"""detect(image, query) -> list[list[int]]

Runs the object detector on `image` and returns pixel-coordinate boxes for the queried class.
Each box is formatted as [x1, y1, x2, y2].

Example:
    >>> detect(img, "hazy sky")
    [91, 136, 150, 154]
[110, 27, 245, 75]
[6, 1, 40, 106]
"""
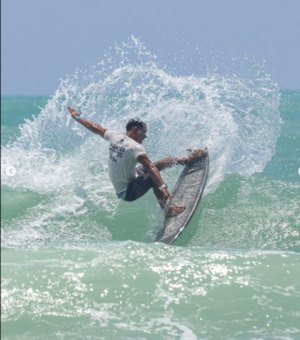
[2, 0, 300, 95]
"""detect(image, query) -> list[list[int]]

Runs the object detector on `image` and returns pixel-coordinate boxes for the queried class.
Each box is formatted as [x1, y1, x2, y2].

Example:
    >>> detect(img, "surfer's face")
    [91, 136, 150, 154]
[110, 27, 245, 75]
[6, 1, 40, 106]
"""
[126, 126, 147, 144]
[135, 127, 147, 144]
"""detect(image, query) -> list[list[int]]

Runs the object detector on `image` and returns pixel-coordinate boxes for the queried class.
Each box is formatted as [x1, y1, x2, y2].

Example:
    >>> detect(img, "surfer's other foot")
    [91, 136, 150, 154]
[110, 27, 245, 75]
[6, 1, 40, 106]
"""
[187, 149, 207, 163]
[167, 206, 185, 217]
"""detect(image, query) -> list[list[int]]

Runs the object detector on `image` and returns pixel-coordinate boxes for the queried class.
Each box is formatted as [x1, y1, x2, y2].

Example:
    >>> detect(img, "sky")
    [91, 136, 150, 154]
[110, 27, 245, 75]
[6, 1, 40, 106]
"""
[2, 0, 300, 95]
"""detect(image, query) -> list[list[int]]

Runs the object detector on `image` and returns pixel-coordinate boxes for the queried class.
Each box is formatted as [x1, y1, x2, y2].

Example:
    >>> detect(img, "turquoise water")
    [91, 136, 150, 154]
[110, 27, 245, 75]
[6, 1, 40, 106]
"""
[1, 40, 300, 339]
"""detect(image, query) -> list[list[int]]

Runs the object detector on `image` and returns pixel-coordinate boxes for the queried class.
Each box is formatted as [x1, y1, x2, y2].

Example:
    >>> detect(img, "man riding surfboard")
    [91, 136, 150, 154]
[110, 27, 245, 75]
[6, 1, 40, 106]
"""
[67, 106, 207, 216]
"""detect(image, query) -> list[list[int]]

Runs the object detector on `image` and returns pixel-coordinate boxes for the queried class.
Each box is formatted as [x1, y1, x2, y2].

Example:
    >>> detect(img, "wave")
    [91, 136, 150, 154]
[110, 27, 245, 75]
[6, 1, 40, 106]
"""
[2, 243, 299, 338]
[2, 37, 280, 192]
[1, 37, 282, 247]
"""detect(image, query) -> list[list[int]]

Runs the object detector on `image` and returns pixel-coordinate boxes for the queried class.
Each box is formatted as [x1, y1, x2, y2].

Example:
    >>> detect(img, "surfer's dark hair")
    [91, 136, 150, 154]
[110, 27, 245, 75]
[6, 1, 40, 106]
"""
[126, 118, 147, 132]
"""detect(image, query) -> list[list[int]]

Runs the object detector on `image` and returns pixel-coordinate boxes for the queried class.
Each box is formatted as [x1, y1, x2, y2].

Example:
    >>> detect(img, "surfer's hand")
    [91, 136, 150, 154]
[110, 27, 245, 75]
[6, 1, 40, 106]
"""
[67, 106, 81, 119]
[161, 187, 173, 202]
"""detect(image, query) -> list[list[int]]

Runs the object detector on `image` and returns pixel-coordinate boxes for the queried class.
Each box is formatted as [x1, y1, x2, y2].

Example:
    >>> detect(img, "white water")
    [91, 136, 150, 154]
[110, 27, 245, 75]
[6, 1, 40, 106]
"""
[1, 37, 281, 247]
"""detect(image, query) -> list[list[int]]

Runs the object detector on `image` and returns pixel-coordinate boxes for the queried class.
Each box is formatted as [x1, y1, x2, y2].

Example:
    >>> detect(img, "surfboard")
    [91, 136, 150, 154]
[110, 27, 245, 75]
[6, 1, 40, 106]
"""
[155, 150, 209, 245]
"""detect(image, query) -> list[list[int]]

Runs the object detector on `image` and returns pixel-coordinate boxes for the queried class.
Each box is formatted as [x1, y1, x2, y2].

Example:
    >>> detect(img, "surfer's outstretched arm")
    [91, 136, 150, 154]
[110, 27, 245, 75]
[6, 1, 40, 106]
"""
[67, 106, 107, 138]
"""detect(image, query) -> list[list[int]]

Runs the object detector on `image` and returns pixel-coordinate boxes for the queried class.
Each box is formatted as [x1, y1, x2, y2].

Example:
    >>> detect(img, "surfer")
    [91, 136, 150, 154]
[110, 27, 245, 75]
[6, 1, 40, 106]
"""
[67, 106, 207, 216]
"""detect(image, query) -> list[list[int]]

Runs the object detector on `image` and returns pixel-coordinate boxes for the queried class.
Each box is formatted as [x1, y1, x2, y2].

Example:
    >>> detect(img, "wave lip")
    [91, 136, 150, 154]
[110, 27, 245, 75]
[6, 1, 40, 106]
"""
[1, 38, 280, 194]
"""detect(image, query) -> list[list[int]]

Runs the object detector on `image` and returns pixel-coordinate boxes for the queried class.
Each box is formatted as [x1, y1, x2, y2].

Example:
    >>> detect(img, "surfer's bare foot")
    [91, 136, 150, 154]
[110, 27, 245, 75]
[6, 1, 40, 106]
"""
[167, 205, 185, 217]
[186, 149, 207, 163]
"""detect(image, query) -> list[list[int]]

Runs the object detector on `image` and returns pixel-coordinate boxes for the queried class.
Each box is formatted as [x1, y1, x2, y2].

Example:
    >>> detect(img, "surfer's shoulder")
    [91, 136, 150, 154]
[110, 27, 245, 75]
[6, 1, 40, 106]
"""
[104, 129, 124, 141]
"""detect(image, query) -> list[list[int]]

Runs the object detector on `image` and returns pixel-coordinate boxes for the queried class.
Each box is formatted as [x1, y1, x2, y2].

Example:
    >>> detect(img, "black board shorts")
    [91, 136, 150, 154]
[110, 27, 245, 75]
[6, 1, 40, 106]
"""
[124, 166, 155, 201]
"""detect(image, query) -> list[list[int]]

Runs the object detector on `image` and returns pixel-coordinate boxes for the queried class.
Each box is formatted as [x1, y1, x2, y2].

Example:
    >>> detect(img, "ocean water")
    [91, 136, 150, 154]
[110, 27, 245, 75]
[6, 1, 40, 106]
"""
[1, 39, 300, 339]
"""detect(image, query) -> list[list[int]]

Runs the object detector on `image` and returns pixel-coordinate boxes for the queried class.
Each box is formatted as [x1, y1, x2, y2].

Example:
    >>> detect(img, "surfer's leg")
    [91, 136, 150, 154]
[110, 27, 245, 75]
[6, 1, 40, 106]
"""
[131, 165, 185, 216]
[154, 149, 208, 171]
[154, 157, 186, 171]
[124, 167, 155, 201]
[129, 166, 170, 207]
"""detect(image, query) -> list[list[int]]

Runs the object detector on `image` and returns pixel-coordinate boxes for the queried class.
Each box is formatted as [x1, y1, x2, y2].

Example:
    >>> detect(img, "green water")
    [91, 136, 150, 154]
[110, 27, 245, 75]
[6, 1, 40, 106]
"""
[2, 246, 299, 339]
